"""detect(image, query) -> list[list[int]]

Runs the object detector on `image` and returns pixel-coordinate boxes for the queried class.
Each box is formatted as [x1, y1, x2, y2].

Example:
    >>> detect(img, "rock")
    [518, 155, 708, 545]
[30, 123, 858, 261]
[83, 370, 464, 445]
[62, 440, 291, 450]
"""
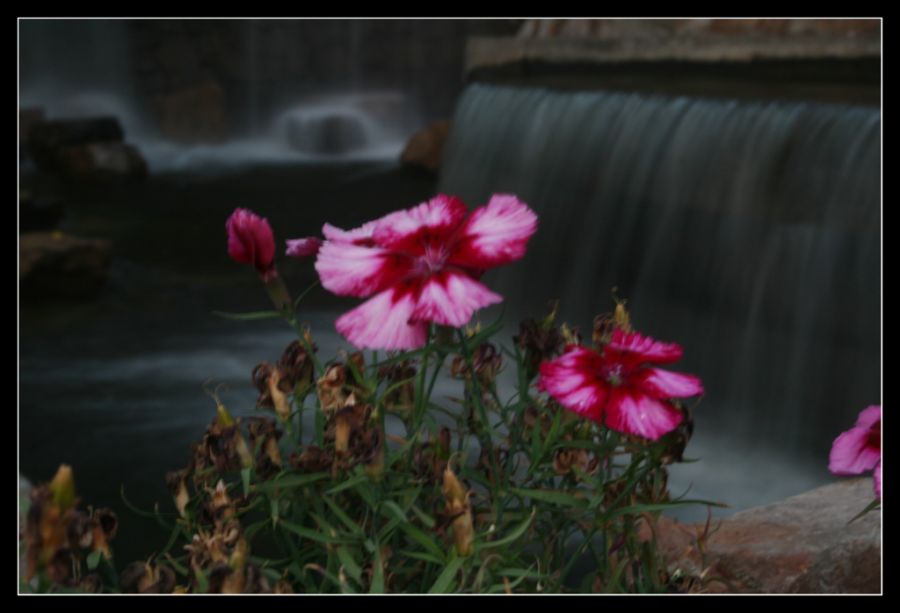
[20, 232, 112, 300]
[400, 119, 450, 173]
[151, 79, 228, 144]
[19, 188, 65, 232]
[28, 117, 124, 158]
[55, 142, 148, 182]
[283, 110, 369, 155]
[651, 479, 881, 593]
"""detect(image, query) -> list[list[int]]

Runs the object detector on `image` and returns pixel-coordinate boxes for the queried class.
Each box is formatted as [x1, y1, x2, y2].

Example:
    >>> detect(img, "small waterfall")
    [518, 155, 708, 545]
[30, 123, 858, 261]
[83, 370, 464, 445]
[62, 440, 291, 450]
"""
[440, 84, 880, 485]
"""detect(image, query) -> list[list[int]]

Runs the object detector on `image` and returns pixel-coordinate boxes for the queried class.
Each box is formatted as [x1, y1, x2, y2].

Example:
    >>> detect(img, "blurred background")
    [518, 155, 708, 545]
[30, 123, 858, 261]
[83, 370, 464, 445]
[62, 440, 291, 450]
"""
[19, 18, 881, 564]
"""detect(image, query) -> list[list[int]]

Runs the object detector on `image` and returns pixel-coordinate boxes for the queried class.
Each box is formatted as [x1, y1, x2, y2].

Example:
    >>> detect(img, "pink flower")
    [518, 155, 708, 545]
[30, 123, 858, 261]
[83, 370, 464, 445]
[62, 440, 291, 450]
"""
[538, 329, 704, 440]
[315, 194, 537, 350]
[286, 237, 323, 258]
[226, 208, 276, 275]
[829, 405, 881, 499]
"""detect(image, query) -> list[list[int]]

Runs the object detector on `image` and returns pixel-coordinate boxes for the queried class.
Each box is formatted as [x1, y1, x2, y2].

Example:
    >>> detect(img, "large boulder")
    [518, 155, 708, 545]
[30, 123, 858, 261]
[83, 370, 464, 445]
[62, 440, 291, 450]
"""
[25, 116, 147, 182]
[400, 119, 450, 173]
[20, 232, 112, 300]
[283, 110, 369, 155]
[652, 478, 881, 593]
[55, 142, 148, 182]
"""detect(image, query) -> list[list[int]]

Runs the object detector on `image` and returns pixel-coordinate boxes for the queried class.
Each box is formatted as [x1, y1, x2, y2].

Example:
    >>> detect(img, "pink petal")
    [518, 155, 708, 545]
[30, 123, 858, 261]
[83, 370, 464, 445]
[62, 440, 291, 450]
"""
[335, 286, 428, 350]
[449, 194, 538, 269]
[314, 241, 412, 298]
[636, 367, 704, 399]
[607, 329, 684, 365]
[538, 346, 608, 422]
[372, 194, 468, 253]
[285, 237, 322, 258]
[829, 423, 881, 476]
[604, 388, 683, 441]
[874, 460, 881, 499]
[409, 270, 502, 327]
[853, 405, 882, 430]
[322, 221, 379, 245]
[226, 208, 276, 272]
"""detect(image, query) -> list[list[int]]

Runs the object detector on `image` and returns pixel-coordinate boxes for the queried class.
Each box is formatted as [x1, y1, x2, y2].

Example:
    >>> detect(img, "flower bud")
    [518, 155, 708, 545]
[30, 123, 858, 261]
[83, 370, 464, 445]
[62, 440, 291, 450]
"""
[442, 466, 474, 557]
[49, 464, 76, 510]
[226, 208, 276, 275]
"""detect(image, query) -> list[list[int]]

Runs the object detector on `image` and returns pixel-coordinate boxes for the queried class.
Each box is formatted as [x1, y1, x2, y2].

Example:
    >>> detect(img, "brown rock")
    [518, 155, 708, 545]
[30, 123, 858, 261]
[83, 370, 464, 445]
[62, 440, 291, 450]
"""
[400, 119, 450, 173]
[20, 232, 112, 300]
[56, 143, 148, 182]
[652, 479, 881, 593]
[152, 80, 228, 144]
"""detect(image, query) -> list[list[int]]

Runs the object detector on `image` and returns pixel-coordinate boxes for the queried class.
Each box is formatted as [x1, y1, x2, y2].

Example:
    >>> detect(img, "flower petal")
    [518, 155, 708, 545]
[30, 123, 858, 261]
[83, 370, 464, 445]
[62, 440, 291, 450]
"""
[538, 346, 608, 422]
[604, 388, 683, 440]
[335, 286, 428, 350]
[829, 423, 881, 476]
[636, 367, 704, 399]
[853, 405, 882, 430]
[409, 270, 502, 327]
[285, 237, 322, 258]
[873, 460, 881, 499]
[322, 220, 379, 245]
[372, 194, 468, 253]
[449, 194, 538, 269]
[314, 241, 412, 297]
[607, 329, 684, 365]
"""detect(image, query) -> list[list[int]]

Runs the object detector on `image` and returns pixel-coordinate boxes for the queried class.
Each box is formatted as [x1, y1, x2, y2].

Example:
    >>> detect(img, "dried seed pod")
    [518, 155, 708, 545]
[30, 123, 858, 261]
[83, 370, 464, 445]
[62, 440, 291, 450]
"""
[166, 470, 191, 518]
[442, 466, 474, 557]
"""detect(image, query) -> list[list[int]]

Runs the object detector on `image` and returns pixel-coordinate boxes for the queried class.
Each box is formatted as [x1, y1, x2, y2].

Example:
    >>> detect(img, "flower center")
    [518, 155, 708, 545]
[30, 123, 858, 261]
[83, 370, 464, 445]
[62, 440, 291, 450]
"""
[601, 363, 625, 387]
[416, 246, 449, 275]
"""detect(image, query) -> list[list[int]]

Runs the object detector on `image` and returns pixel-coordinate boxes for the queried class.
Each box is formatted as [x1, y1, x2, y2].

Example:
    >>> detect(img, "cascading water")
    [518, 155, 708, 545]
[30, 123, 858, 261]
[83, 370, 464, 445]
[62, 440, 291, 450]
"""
[440, 84, 880, 514]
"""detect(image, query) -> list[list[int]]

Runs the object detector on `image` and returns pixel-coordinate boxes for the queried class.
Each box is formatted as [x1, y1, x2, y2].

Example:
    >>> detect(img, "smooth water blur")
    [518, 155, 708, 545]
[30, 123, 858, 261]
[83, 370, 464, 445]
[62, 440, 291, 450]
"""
[440, 84, 881, 519]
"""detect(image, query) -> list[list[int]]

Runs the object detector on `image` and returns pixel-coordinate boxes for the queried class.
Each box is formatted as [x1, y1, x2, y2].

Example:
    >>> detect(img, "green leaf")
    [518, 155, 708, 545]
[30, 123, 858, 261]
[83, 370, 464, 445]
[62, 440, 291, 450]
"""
[511, 488, 588, 509]
[281, 519, 353, 545]
[475, 507, 536, 552]
[293, 279, 321, 309]
[253, 472, 328, 493]
[241, 468, 251, 498]
[604, 499, 728, 520]
[848, 498, 881, 524]
[370, 548, 385, 594]
[336, 547, 363, 584]
[395, 521, 445, 562]
[212, 310, 283, 321]
[395, 549, 443, 565]
[86, 550, 103, 571]
[325, 472, 369, 496]
[427, 555, 464, 594]
[322, 496, 365, 537]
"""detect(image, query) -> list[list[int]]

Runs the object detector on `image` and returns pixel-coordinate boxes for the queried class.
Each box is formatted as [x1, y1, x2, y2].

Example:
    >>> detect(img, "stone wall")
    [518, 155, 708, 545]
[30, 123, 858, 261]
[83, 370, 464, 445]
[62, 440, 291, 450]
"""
[466, 19, 881, 106]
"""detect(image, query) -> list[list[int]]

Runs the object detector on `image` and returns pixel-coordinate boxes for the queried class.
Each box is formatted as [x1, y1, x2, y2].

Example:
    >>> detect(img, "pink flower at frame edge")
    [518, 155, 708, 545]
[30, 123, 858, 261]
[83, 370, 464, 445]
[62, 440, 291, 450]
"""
[537, 329, 704, 440]
[315, 194, 538, 350]
[829, 404, 881, 499]
[226, 208, 276, 275]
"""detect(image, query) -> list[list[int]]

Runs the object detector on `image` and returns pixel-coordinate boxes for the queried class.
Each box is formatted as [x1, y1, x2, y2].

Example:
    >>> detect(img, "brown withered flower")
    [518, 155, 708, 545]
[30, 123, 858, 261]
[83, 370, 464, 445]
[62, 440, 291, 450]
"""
[478, 447, 510, 484]
[451, 343, 503, 387]
[659, 404, 694, 465]
[316, 363, 348, 412]
[277, 336, 317, 394]
[378, 359, 417, 415]
[515, 301, 564, 380]
[553, 447, 596, 478]
[120, 560, 177, 594]
[245, 416, 283, 479]
[289, 444, 333, 473]
[165, 470, 191, 518]
[411, 427, 451, 483]
[442, 465, 474, 557]
[24, 465, 78, 582]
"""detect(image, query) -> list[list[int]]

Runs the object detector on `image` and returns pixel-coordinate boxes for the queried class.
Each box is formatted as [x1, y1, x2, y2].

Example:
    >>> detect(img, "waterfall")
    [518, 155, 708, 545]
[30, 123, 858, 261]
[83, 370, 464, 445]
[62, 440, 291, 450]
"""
[440, 84, 880, 503]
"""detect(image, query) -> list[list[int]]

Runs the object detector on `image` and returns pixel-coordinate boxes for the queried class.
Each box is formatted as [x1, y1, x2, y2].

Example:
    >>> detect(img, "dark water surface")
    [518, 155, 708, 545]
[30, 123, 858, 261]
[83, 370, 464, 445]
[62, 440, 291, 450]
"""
[19, 162, 437, 563]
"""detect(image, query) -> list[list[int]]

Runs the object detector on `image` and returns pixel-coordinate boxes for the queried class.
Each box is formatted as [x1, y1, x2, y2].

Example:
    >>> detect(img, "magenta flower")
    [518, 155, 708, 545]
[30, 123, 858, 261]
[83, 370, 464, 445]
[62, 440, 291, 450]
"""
[286, 237, 323, 258]
[538, 329, 704, 440]
[315, 194, 537, 350]
[829, 405, 881, 499]
[226, 208, 276, 276]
